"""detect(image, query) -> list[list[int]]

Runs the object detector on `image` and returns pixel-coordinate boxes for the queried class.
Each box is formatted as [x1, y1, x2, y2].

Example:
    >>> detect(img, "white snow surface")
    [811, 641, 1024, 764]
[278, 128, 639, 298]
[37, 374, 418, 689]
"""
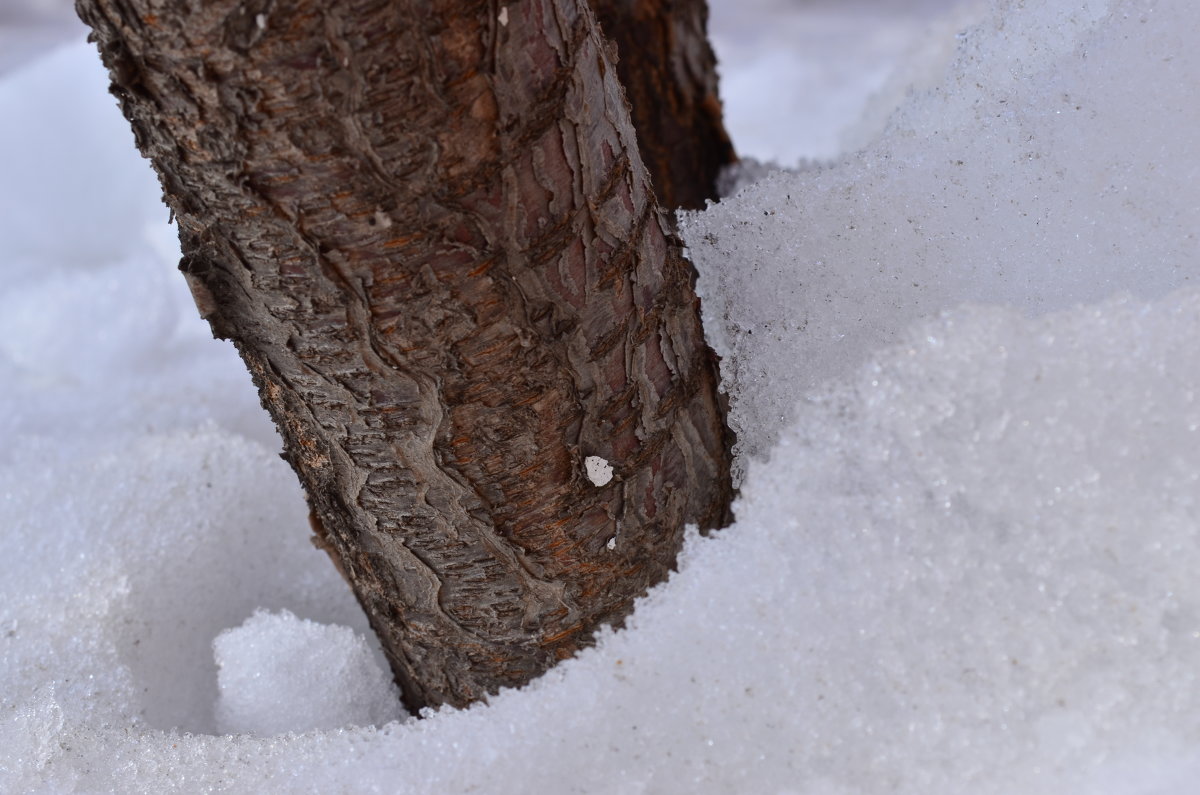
[685, 0, 1200, 479]
[214, 610, 404, 737]
[3, 1, 1200, 792]
[710, 0, 972, 164]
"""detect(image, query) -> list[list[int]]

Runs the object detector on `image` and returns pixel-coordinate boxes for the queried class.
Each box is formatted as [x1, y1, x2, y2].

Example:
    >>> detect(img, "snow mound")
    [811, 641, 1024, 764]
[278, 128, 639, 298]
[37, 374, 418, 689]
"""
[0, 430, 375, 739]
[7, 285, 1199, 795]
[710, 0, 970, 164]
[215, 610, 404, 736]
[684, 0, 1200, 479]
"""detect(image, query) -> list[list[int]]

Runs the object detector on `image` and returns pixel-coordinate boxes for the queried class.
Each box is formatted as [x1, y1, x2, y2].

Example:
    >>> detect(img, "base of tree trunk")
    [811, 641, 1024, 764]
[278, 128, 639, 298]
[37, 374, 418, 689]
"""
[78, 0, 734, 710]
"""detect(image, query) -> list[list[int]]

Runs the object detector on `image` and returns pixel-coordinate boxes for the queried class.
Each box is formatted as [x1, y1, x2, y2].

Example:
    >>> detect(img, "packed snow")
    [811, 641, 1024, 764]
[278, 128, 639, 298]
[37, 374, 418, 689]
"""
[214, 610, 404, 736]
[686, 0, 1200, 480]
[3, 0, 1199, 792]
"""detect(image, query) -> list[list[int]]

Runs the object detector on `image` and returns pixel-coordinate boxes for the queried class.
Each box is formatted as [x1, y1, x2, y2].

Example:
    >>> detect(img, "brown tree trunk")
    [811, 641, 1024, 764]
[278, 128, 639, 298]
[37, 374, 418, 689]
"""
[591, 0, 736, 209]
[77, 0, 733, 711]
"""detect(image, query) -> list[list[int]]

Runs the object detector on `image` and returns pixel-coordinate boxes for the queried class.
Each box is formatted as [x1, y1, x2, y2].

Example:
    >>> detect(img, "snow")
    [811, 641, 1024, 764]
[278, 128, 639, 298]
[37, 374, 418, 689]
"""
[214, 610, 404, 736]
[585, 455, 614, 487]
[3, 0, 1200, 792]
[710, 0, 970, 164]
[685, 0, 1200, 480]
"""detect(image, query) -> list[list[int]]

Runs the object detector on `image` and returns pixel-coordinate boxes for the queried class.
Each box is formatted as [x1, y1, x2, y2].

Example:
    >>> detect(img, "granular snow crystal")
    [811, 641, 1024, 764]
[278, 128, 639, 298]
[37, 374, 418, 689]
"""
[214, 610, 404, 736]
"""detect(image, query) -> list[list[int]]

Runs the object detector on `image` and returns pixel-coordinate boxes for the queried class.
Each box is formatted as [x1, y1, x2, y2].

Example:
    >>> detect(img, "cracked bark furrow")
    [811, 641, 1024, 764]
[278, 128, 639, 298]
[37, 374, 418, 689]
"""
[78, 0, 733, 710]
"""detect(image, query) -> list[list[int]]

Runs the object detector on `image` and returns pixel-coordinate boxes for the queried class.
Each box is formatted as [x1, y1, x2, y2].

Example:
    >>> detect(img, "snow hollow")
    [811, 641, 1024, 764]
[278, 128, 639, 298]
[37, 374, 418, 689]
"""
[2, 0, 1199, 792]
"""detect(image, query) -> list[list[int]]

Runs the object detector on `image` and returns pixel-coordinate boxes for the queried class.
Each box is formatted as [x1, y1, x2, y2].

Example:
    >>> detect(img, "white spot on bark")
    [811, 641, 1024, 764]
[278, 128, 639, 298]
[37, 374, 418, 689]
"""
[255, 13, 267, 30]
[606, 536, 617, 550]
[373, 209, 393, 229]
[585, 455, 613, 487]
[498, 6, 509, 26]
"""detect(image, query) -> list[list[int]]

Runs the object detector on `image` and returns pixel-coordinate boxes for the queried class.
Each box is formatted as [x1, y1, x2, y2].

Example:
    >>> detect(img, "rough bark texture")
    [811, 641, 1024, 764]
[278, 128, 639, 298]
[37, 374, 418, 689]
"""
[77, 0, 733, 711]
[591, 0, 735, 209]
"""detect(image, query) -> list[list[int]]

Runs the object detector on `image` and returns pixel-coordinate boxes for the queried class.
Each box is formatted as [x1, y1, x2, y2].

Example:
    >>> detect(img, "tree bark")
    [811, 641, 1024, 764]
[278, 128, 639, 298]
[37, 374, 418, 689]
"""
[591, 0, 735, 209]
[77, 0, 733, 711]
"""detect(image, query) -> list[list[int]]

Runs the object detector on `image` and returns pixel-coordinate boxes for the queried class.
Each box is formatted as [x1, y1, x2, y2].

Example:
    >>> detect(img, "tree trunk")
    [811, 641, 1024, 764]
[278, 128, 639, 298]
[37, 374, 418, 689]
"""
[591, 0, 735, 210]
[77, 0, 733, 711]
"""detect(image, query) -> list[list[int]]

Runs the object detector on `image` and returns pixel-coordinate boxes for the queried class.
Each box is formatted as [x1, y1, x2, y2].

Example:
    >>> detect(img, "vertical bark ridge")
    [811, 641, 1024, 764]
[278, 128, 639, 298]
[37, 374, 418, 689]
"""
[77, 0, 733, 710]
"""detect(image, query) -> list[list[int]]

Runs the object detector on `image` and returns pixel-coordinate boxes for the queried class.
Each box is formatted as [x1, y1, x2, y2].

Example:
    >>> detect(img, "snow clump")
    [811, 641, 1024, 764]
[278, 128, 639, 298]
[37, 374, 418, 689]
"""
[214, 610, 404, 736]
